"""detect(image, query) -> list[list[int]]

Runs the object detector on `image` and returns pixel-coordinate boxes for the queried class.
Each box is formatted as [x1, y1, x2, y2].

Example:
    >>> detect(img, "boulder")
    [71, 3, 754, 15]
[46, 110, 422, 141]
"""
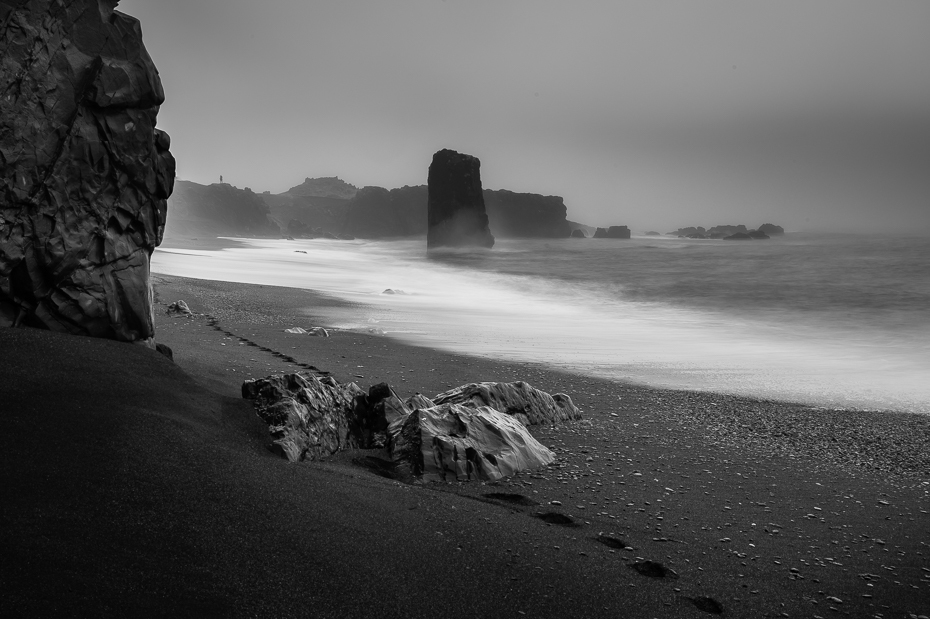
[167, 300, 193, 316]
[570, 229, 587, 238]
[391, 404, 556, 482]
[427, 150, 494, 249]
[0, 0, 175, 346]
[432, 381, 581, 426]
[242, 373, 365, 461]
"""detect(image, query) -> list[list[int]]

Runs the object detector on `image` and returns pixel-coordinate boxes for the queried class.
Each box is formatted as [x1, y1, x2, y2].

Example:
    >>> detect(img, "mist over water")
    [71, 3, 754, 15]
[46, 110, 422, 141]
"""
[153, 234, 930, 414]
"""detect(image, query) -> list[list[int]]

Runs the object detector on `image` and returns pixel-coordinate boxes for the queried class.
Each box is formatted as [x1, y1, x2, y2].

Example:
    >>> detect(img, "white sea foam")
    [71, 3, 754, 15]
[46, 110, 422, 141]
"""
[152, 237, 930, 414]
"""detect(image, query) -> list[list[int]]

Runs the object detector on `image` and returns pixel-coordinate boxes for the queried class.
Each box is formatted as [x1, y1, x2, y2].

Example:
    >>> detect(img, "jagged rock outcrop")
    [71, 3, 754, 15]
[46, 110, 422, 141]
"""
[392, 404, 556, 482]
[432, 381, 581, 426]
[427, 150, 494, 249]
[0, 0, 175, 345]
[483, 190, 572, 238]
[242, 373, 365, 461]
[164, 180, 280, 240]
[242, 374, 577, 481]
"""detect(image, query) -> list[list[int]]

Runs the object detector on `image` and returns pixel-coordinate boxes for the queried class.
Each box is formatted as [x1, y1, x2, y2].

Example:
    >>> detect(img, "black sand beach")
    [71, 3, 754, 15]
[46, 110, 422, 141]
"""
[2, 272, 929, 618]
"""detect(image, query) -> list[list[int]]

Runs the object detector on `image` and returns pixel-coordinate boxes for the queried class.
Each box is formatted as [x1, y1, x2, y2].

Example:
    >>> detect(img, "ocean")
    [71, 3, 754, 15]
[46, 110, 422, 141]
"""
[152, 233, 930, 414]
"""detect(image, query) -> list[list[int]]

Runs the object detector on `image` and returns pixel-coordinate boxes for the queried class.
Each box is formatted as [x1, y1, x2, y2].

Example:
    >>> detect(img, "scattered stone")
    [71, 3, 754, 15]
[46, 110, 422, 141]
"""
[167, 301, 193, 316]
[155, 342, 174, 361]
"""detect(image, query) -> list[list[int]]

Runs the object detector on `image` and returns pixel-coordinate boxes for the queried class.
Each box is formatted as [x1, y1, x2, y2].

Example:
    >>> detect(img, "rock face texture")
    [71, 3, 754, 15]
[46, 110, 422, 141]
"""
[242, 373, 365, 462]
[242, 374, 576, 481]
[0, 0, 175, 345]
[427, 149, 494, 249]
[432, 382, 581, 426]
[392, 404, 556, 482]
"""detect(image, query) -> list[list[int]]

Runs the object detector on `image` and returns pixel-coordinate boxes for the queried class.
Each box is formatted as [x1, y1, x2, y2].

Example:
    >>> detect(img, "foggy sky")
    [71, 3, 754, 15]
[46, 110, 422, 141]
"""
[120, 0, 930, 233]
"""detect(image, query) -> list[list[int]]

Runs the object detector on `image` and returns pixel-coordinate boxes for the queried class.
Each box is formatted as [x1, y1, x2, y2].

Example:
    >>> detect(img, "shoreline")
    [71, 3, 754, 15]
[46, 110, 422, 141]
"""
[153, 234, 930, 416]
[3, 272, 928, 616]
[153, 272, 930, 483]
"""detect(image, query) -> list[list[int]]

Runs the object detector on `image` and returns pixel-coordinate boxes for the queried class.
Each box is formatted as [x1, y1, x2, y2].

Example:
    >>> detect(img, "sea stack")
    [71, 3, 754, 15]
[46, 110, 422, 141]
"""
[427, 149, 494, 249]
[0, 0, 175, 346]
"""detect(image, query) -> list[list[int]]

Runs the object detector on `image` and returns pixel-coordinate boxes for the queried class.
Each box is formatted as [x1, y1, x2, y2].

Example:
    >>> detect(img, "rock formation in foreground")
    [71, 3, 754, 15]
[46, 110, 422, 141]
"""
[427, 150, 494, 249]
[242, 374, 578, 482]
[393, 404, 555, 482]
[0, 0, 175, 345]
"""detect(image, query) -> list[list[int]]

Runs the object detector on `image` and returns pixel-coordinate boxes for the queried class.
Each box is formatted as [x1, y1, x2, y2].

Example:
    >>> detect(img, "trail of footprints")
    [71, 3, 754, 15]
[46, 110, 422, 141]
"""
[157, 295, 329, 376]
[478, 491, 724, 615]
[159, 295, 721, 614]
[202, 314, 331, 376]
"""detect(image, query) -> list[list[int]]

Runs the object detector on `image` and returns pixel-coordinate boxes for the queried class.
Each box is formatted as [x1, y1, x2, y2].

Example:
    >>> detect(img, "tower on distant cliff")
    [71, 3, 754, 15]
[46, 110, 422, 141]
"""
[427, 149, 495, 249]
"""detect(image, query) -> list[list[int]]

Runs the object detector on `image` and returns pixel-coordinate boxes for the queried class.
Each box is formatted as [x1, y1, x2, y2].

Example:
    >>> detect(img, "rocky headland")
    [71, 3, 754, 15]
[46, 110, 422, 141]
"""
[0, 0, 175, 345]
[668, 224, 784, 239]
[165, 180, 280, 240]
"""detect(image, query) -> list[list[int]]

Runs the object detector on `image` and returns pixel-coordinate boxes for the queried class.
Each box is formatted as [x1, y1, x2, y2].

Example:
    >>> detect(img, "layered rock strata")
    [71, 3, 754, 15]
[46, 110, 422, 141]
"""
[427, 149, 494, 249]
[0, 0, 175, 345]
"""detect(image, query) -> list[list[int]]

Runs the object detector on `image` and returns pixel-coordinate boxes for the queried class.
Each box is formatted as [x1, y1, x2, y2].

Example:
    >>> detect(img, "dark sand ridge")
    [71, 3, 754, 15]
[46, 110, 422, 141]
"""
[2, 272, 929, 618]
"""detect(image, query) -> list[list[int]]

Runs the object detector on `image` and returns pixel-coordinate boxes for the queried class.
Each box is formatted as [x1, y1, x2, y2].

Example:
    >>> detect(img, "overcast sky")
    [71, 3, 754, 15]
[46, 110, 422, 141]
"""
[120, 0, 930, 233]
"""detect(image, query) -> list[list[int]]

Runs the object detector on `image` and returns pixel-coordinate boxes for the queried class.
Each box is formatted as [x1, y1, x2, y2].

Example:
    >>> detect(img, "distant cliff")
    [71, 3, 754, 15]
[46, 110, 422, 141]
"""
[201, 175, 575, 240]
[164, 180, 280, 240]
[483, 190, 572, 238]
[341, 186, 573, 239]
[343, 185, 427, 238]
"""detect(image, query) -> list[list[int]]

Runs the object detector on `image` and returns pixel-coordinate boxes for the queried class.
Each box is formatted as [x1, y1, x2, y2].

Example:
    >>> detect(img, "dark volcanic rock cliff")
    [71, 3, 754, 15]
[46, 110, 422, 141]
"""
[0, 0, 175, 345]
[164, 181, 280, 239]
[427, 150, 494, 249]
[343, 185, 427, 238]
[483, 190, 571, 238]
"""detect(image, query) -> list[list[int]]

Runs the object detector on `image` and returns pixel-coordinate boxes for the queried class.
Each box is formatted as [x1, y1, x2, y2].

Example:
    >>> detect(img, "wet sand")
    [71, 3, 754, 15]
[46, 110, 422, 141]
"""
[2, 272, 928, 618]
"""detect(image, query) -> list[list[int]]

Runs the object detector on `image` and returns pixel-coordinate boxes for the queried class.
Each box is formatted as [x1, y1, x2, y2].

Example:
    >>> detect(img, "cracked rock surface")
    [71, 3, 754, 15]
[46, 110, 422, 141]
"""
[0, 0, 175, 345]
